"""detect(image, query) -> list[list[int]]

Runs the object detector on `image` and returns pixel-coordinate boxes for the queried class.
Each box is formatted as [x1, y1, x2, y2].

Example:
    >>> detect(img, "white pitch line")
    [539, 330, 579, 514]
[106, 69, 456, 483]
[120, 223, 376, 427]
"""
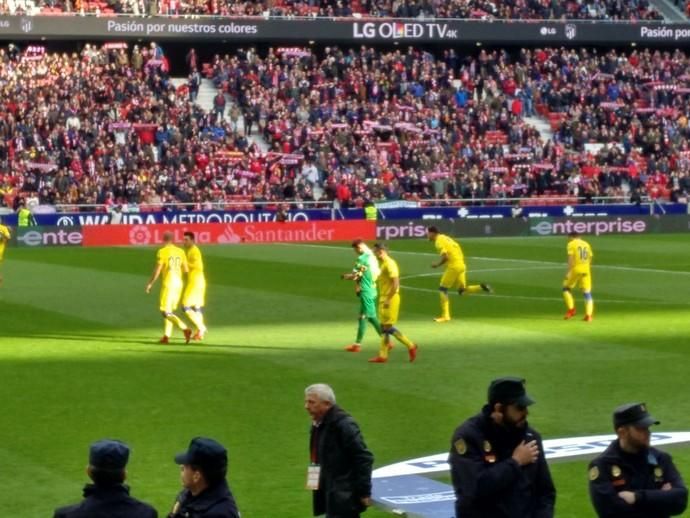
[277, 244, 690, 276]
[400, 285, 690, 306]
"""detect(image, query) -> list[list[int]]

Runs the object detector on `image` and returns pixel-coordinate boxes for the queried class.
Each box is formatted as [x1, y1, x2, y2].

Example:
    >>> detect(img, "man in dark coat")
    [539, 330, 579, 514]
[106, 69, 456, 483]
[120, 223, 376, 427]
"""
[589, 403, 688, 518]
[448, 376, 556, 518]
[168, 437, 240, 518]
[305, 383, 374, 518]
[53, 439, 157, 518]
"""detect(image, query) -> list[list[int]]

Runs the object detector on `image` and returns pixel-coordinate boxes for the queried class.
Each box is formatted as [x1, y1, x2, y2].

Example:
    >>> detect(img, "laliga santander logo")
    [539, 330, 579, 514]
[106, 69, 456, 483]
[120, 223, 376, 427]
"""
[216, 225, 243, 244]
[129, 225, 152, 245]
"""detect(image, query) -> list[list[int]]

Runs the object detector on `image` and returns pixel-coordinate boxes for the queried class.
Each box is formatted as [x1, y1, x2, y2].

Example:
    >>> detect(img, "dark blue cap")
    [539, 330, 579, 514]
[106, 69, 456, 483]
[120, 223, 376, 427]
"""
[89, 440, 130, 470]
[175, 437, 227, 472]
[613, 402, 660, 429]
[488, 377, 535, 407]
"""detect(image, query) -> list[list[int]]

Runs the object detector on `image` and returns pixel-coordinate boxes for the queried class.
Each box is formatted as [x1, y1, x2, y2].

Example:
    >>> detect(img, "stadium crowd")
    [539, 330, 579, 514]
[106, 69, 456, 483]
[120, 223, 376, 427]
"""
[2, 42, 690, 213]
[0, 0, 663, 20]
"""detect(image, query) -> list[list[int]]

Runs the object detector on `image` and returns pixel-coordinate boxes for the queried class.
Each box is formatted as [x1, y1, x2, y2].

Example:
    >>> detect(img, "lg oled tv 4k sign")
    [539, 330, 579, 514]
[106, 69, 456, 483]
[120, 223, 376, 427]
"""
[352, 21, 458, 40]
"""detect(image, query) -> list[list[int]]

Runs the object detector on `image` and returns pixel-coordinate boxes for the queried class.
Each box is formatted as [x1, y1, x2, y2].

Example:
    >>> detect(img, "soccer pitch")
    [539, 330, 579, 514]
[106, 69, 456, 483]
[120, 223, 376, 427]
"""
[1, 234, 689, 517]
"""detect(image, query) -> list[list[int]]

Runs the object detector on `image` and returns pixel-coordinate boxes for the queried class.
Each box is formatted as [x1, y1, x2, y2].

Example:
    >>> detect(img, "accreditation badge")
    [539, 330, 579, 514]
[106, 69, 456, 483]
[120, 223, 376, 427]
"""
[306, 464, 321, 490]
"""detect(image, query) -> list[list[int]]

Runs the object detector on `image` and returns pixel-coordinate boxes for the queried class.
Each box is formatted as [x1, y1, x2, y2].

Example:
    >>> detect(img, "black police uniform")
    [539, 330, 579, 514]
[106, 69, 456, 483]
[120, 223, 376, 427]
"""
[54, 484, 158, 518]
[168, 480, 240, 518]
[449, 405, 556, 518]
[54, 439, 157, 518]
[589, 403, 688, 518]
[171, 437, 241, 518]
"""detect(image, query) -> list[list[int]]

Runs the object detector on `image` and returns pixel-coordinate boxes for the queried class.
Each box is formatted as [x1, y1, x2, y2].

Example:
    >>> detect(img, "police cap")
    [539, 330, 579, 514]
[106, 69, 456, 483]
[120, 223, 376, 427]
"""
[175, 437, 228, 473]
[89, 439, 130, 471]
[613, 402, 660, 429]
[488, 377, 535, 407]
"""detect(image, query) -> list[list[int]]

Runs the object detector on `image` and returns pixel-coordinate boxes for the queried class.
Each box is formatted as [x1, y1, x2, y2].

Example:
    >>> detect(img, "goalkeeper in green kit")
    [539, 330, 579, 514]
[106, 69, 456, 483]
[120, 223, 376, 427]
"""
[341, 239, 382, 353]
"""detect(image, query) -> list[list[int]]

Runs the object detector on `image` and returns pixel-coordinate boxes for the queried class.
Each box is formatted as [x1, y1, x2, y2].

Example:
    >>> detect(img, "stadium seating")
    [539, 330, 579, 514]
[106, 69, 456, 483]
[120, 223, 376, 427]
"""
[3, 43, 690, 212]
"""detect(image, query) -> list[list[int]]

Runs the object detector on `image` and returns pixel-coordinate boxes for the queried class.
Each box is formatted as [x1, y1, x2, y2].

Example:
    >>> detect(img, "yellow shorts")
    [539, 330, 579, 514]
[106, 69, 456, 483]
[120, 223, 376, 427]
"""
[378, 293, 400, 326]
[182, 278, 207, 308]
[563, 269, 592, 292]
[440, 265, 467, 290]
[160, 283, 183, 313]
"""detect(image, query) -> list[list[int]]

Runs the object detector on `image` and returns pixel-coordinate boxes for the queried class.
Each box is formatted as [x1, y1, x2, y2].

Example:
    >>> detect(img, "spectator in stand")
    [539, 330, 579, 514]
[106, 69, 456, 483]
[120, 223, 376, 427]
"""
[213, 90, 227, 124]
[188, 69, 201, 102]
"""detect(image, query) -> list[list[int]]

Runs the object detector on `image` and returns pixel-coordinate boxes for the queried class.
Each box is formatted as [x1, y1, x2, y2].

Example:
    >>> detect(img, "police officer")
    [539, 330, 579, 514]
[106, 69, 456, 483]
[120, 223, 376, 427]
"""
[588, 403, 688, 517]
[448, 376, 556, 518]
[168, 437, 240, 518]
[53, 439, 157, 518]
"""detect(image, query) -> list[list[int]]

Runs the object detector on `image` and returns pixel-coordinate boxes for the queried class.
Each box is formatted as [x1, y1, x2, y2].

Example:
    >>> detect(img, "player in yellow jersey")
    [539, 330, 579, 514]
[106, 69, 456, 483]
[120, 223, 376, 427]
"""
[368, 243, 418, 364]
[182, 231, 208, 341]
[427, 226, 492, 322]
[563, 231, 594, 322]
[0, 221, 11, 286]
[145, 231, 192, 344]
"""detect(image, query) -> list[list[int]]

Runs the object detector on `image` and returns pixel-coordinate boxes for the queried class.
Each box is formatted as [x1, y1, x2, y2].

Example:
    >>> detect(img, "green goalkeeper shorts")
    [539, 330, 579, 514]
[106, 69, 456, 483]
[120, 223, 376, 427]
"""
[359, 294, 378, 319]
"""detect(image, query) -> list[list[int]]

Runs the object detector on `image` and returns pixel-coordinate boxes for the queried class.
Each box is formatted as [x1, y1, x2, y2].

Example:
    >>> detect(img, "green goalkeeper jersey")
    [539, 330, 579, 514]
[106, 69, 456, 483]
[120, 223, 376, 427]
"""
[354, 253, 378, 299]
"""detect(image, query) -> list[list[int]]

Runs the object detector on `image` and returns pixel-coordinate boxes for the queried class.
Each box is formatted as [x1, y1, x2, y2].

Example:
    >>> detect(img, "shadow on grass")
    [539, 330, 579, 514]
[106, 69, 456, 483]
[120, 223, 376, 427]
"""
[6, 332, 317, 353]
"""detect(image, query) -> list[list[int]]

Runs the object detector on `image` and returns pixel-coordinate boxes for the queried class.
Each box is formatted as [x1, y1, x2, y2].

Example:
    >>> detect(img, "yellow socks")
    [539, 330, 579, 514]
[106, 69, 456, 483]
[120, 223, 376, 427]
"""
[440, 293, 450, 319]
[166, 313, 188, 331]
[393, 330, 415, 350]
[563, 290, 575, 310]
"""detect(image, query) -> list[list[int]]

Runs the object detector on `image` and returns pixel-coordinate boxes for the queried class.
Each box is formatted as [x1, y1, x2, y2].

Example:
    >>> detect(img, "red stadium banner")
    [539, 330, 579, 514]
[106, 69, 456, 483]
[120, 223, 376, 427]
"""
[82, 220, 375, 247]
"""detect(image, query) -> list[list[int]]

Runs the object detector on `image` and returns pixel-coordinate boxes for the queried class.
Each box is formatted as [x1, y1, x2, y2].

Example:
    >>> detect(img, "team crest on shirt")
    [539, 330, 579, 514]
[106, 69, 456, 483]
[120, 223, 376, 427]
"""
[654, 467, 664, 480]
[611, 465, 622, 477]
[589, 466, 599, 481]
[483, 441, 492, 452]
[454, 438, 467, 455]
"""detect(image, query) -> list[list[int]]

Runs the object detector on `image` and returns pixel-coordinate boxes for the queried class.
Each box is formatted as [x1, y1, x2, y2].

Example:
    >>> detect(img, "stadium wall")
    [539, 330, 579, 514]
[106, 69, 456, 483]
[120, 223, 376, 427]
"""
[7, 216, 690, 248]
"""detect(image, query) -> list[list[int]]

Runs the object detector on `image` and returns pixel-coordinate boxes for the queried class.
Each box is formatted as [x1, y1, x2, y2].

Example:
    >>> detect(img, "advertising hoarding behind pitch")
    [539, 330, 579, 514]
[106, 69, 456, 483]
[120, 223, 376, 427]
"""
[5, 15, 690, 45]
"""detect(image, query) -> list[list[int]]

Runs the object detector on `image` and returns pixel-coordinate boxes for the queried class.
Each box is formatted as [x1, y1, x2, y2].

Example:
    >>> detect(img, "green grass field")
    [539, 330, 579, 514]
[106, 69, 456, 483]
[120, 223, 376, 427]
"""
[1, 233, 690, 517]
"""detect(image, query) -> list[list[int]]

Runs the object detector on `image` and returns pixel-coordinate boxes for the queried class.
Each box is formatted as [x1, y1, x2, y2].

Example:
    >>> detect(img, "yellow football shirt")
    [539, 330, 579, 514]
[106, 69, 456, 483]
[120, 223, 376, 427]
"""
[567, 238, 593, 272]
[0, 224, 11, 262]
[378, 255, 400, 298]
[186, 245, 205, 281]
[156, 244, 187, 287]
[435, 234, 464, 268]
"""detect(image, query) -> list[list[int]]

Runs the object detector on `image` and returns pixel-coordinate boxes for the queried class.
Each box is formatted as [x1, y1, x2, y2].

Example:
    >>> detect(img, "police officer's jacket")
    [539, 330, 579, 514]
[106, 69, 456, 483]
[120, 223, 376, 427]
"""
[53, 483, 157, 518]
[168, 479, 239, 518]
[448, 405, 556, 518]
[589, 440, 688, 518]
